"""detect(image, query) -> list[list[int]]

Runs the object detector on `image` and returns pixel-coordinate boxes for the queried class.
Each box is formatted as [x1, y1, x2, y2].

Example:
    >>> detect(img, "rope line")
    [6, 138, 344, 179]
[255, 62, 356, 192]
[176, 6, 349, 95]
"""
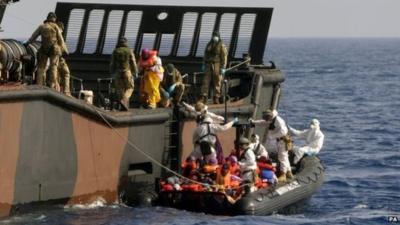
[91, 105, 251, 190]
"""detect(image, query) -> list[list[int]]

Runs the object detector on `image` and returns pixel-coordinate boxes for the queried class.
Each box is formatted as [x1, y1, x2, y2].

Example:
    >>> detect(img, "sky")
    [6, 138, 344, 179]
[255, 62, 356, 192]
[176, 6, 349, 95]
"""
[1, 0, 400, 39]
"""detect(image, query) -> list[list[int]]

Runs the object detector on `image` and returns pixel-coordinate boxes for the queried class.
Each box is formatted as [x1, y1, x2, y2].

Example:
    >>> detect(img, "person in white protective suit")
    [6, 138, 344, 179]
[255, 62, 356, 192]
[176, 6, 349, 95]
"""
[237, 137, 257, 191]
[182, 101, 225, 123]
[249, 109, 292, 182]
[250, 134, 269, 159]
[289, 119, 324, 164]
[190, 115, 237, 164]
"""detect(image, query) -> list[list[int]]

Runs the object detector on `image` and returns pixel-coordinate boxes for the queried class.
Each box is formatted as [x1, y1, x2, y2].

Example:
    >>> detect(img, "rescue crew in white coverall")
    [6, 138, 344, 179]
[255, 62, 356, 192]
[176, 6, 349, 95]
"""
[182, 101, 225, 123]
[250, 109, 292, 182]
[190, 115, 237, 164]
[250, 134, 269, 159]
[289, 119, 324, 164]
[237, 137, 257, 191]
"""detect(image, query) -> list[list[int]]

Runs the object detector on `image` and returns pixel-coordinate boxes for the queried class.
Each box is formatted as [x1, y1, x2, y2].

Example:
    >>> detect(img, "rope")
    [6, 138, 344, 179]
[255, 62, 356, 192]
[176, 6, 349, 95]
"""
[225, 58, 251, 72]
[90, 105, 252, 190]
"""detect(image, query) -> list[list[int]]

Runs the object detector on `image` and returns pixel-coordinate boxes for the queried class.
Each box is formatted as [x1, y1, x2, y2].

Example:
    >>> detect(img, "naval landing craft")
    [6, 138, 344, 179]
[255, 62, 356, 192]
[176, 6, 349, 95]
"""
[0, 1, 324, 217]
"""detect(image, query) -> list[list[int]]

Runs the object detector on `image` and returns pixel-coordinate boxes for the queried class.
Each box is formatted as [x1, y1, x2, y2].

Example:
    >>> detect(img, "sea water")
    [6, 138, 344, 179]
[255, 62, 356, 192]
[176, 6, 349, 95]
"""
[1, 38, 399, 225]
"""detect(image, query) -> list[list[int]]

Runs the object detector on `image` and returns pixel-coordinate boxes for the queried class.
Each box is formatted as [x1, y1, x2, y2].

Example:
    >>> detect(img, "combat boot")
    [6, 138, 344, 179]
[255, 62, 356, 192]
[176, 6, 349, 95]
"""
[278, 173, 287, 183]
[286, 171, 294, 179]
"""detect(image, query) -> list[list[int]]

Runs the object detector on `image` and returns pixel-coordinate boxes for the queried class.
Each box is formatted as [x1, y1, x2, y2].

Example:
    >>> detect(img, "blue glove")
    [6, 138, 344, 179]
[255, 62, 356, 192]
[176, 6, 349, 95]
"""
[160, 88, 170, 98]
[167, 83, 177, 94]
[201, 64, 205, 72]
[220, 68, 226, 75]
[233, 117, 239, 124]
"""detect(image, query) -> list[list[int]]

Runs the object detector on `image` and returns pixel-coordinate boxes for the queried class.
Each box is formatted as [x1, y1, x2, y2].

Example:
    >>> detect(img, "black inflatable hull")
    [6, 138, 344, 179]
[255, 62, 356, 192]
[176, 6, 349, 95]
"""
[158, 156, 324, 216]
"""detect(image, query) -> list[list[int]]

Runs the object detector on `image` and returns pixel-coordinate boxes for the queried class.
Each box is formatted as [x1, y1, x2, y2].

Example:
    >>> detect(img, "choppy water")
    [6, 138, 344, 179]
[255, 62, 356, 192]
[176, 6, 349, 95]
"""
[1, 38, 400, 224]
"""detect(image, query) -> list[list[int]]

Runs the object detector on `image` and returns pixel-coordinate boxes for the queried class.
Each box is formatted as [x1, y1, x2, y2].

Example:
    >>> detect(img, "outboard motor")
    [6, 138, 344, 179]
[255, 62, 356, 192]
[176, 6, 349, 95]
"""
[0, 39, 40, 82]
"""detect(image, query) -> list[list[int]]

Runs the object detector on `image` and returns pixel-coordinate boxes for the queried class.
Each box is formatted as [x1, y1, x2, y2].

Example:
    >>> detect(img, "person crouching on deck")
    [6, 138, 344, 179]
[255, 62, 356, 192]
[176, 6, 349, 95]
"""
[190, 115, 237, 165]
[139, 49, 163, 109]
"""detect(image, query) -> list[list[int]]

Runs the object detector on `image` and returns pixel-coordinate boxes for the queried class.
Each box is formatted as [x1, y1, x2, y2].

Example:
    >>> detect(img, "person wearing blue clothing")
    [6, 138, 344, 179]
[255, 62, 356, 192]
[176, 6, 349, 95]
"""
[160, 63, 185, 107]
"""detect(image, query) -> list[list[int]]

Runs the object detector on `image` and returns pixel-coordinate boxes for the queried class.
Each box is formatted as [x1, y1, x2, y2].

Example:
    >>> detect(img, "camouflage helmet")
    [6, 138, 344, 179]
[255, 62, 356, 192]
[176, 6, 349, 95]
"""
[117, 37, 128, 47]
[212, 30, 220, 38]
[47, 12, 57, 20]
[238, 137, 250, 145]
[166, 63, 175, 73]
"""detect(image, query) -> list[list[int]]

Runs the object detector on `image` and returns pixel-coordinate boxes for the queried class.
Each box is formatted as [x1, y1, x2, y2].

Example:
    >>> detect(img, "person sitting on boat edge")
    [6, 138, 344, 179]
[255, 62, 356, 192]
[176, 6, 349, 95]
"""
[250, 134, 269, 159]
[249, 109, 293, 183]
[159, 63, 185, 107]
[189, 115, 237, 165]
[237, 137, 257, 193]
[289, 119, 324, 164]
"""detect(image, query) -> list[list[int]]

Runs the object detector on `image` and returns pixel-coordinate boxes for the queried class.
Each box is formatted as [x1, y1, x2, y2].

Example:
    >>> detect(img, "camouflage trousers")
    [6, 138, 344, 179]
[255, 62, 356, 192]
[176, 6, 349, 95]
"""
[58, 58, 71, 95]
[200, 62, 222, 99]
[36, 46, 61, 91]
[115, 70, 134, 107]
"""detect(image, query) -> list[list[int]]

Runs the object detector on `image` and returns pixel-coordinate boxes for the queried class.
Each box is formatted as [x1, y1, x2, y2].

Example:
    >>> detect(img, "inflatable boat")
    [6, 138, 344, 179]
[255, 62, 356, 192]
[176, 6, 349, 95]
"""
[158, 156, 324, 215]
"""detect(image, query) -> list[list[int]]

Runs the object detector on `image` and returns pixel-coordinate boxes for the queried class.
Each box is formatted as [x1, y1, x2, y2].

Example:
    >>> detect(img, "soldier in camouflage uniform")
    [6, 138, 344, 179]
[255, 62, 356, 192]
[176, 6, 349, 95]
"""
[159, 63, 185, 107]
[56, 22, 71, 96]
[200, 31, 227, 104]
[109, 37, 138, 111]
[28, 12, 68, 91]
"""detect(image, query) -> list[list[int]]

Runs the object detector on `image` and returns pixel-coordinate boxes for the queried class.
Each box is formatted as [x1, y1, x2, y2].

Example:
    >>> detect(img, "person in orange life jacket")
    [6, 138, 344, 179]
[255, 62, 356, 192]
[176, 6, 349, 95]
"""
[139, 49, 163, 108]
[237, 137, 257, 187]
[249, 109, 293, 182]
[182, 156, 199, 181]
[257, 156, 278, 185]
[250, 134, 269, 159]
[226, 155, 241, 177]
[182, 101, 225, 123]
[190, 115, 237, 164]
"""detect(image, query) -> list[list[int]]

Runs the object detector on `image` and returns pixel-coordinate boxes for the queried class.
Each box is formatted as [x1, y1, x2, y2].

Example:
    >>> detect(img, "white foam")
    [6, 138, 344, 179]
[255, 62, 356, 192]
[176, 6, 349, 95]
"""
[354, 204, 368, 209]
[64, 197, 107, 210]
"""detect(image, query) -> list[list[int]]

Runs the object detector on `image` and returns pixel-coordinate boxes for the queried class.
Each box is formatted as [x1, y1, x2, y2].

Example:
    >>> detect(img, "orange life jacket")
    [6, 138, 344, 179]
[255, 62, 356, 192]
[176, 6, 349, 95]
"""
[139, 50, 158, 69]
[215, 168, 232, 187]
[229, 164, 240, 176]
[203, 164, 219, 173]
[181, 183, 203, 191]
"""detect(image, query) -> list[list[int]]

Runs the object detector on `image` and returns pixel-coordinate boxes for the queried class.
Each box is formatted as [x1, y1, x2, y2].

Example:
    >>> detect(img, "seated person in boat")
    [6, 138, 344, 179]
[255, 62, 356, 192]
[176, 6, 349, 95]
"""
[139, 49, 163, 109]
[226, 155, 241, 177]
[237, 137, 257, 191]
[257, 156, 278, 186]
[215, 163, 241, 194]
[189, 115, 237, 164]
[181, 156, 199, 181]
[250, 134, 269, 159]
[159, 63, 185, 107]
[289, 119, 325, 164]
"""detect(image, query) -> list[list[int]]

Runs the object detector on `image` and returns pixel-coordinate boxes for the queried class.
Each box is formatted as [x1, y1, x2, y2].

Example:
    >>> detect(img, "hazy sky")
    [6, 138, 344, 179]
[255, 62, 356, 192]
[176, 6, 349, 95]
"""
[2, 0, 400, 39]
